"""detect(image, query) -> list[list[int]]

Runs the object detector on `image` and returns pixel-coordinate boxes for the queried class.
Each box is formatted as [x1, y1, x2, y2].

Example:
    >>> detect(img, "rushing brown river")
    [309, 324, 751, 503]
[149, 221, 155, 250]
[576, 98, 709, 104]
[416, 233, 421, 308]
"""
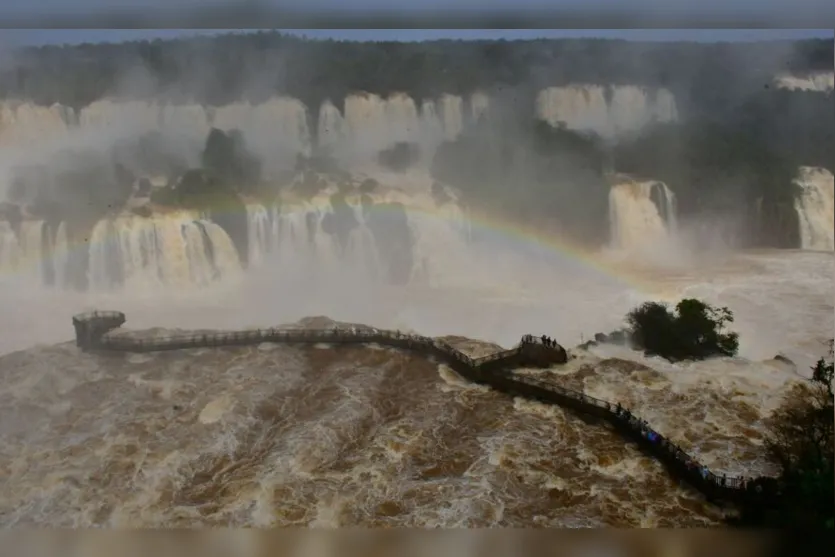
[0, 246, 831, 527]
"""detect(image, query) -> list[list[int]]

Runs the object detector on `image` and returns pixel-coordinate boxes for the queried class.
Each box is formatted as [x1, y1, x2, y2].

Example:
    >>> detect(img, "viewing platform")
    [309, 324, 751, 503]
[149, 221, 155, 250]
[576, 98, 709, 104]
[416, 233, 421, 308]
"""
[70, 310, 783, 509]
[72, 311, 126, 351]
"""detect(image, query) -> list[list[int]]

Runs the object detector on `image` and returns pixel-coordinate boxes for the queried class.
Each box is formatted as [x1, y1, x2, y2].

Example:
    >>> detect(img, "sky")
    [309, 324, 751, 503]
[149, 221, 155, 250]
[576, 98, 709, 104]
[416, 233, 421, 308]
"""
[4, 29, 833, 48]
[0, 0, 833, 18]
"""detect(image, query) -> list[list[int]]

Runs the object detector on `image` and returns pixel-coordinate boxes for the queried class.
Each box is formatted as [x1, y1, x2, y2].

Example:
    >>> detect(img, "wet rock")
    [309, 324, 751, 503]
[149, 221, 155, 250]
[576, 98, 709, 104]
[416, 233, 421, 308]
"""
[519, 341, 568, 366]
[359, 178, 379, 193]
[591, 329, 632, 347]
[130, 205, 153, 218]
[135, 177, 152, 197]
[772, 354, 795, 366]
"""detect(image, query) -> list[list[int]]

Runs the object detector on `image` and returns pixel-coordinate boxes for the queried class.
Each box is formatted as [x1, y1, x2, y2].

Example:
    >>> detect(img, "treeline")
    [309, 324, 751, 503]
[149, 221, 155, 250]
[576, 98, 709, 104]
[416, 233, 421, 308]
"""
[0, 31, 831, 116]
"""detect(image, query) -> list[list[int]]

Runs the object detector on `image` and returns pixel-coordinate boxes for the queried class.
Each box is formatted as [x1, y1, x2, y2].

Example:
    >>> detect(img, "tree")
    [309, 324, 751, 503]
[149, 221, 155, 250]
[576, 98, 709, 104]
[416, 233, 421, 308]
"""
[199, 127, 263, 194]
[732, 341, 834, 528]
[626, 298, 739, 362]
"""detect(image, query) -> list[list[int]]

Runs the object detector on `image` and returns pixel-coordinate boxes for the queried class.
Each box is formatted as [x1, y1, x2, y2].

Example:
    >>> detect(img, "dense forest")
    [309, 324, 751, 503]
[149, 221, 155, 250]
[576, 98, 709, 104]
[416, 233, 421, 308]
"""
[0, 31, 831, 116]
[1, 32, 833, 250]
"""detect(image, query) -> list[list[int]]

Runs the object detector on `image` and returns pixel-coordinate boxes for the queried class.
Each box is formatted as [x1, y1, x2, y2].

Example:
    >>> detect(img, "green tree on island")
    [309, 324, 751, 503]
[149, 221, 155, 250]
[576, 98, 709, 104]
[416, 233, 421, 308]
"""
[625, 298, 740, 362]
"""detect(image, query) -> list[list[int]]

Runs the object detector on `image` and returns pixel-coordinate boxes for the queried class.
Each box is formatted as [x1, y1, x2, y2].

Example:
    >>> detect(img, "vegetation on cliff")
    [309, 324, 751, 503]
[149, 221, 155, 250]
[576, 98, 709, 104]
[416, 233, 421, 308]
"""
[432, 115, 611, 246]
[147, 127, 265, 263]
[624, 297, 831, 527]
[150, 126, 263, 205]
[377, 142, 421, 173]
[433, 83, 832, 249]
[611, 88, 834, 248]
[625, 298, 740, 362]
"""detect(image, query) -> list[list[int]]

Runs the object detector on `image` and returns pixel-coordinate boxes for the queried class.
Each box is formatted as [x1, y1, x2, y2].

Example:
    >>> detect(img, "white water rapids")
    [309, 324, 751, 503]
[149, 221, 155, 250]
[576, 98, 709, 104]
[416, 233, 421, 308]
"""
[0, 172, 832, 528]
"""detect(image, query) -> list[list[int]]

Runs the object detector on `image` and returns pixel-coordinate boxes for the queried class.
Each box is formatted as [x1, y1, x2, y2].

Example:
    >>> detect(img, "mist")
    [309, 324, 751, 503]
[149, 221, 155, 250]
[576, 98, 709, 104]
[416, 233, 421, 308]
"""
[0, 31, 831, 373]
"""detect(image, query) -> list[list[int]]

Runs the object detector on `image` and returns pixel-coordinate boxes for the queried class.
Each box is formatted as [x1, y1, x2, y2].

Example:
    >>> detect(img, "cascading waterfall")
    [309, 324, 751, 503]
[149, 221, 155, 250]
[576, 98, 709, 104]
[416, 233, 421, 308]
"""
[244, 198, 378, 280]
[608, 178, 677, 251]
[52, 222, 70, 288]
[0, 87, 678, 166]
[18, 220, 45, 281]
[239, 182, 474, 288]
[793, 166, 835, 252]
[406, 199, 476, 288]
[0, 220, 59, 284]
[245, 204, 274, 267]
[0, 221, 21, 275]
[536, 85, 678, 138]
[87, 212, 242, 291]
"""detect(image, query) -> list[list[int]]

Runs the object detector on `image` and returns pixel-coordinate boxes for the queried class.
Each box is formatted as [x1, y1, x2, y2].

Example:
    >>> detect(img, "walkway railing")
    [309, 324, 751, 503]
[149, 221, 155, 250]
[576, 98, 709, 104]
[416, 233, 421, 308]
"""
[73, 312, 780, 506]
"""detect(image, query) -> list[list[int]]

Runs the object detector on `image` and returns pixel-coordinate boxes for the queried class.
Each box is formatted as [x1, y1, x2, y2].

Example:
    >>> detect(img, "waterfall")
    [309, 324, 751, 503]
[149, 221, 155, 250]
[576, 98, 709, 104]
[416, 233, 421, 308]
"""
[87, 212, 242, 291]
[1, 86, 677, 163]
[773, 71, 834, 92]
[794, 166, 835, 251]
[437, 94, 464, 141]
[608, 178, 677, 251]
[245, 203, 274, 267]
[0, 220, 21, 274]
[239, 176, 473, 287]
[53, 222, 70, 288]
[536, 85, 678, 138]
[469, 92, 490, 124]
[244, 197, 369, 279]
[317, 100, 348, 153]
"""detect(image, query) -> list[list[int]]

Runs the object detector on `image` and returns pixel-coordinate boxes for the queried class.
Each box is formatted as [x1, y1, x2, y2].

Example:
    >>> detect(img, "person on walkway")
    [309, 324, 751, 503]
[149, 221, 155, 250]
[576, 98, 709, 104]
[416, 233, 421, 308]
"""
[541, 334, 547, 345]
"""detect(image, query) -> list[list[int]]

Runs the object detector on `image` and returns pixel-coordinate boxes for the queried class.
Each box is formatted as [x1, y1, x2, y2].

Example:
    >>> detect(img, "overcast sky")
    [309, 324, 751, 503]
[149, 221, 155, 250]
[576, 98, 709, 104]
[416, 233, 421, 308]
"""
[3, 28, 832, 48]
[0, 0, 833, 16]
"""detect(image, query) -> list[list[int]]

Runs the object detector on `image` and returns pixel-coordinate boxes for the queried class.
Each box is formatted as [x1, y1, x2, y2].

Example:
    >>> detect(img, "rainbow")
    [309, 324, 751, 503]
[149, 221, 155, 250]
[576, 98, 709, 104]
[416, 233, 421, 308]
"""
[0, 194, 656, 295]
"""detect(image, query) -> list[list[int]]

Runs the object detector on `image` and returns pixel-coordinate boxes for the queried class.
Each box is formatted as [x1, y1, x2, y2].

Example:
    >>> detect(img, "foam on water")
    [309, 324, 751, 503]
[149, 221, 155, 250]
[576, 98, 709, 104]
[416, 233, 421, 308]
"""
[0, 197, 832, 526]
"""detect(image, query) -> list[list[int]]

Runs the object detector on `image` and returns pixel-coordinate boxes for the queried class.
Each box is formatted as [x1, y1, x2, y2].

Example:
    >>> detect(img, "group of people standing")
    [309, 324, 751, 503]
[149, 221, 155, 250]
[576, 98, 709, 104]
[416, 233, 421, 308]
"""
[521, 334, 559, 348]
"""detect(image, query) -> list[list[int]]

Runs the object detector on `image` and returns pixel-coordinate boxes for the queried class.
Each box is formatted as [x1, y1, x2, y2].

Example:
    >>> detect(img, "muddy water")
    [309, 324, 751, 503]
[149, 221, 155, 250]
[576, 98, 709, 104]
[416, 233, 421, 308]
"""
[0, 335, 729, 527]
[0, 249, 831, 526]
